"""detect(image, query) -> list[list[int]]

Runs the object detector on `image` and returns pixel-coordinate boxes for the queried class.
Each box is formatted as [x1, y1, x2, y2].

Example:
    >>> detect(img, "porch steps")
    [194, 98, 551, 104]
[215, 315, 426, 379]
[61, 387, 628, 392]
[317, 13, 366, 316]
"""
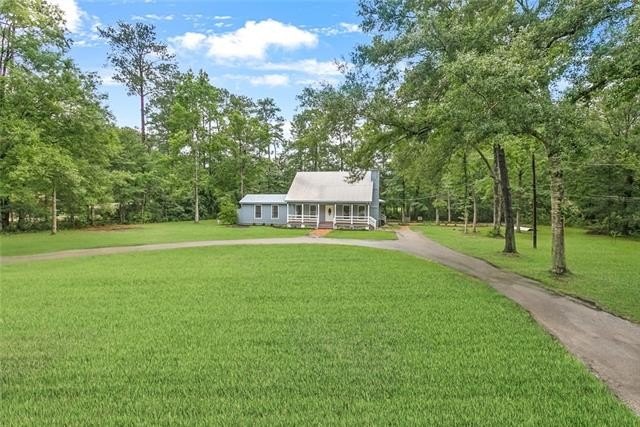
[318, 222, 333, 229]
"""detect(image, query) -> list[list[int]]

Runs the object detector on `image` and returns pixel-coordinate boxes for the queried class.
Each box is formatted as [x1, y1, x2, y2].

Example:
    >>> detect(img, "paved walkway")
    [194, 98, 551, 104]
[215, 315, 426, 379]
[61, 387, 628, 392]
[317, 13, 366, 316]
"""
[2, 228, 639, 414]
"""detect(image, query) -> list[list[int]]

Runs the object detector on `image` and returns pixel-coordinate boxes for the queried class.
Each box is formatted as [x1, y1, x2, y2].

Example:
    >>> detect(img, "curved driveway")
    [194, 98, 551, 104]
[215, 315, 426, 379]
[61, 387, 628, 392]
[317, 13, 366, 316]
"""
[2, 228, 639, 415]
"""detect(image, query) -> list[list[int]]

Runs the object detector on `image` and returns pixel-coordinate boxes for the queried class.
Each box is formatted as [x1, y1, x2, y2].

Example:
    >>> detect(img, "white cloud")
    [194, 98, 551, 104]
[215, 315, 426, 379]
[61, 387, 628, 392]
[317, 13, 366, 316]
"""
[133, 14, 174, 21]
[282, 120, 292, 139]
[172, 32, 207, 49]
[249, 74, 290, 86]
[169, 19, 317, 61]
[339, 22, 361, 33]
[295, 77, 340, 86]
[258, 59, 345, 77]
[224, 73, 290, 87]
[313, 22, 362, 36]
[98, 68, 121, 86]
[48, 0, 84, 33]
[183, 14, 203, 21]
[214, 16, 232, 20]
[71, 13, 102, 48]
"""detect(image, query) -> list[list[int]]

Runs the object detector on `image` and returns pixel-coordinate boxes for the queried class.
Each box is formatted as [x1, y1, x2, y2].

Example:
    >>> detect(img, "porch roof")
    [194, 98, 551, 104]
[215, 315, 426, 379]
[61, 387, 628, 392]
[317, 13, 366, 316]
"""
[239, 194, 287, 204]
[285, 171, 373, 203]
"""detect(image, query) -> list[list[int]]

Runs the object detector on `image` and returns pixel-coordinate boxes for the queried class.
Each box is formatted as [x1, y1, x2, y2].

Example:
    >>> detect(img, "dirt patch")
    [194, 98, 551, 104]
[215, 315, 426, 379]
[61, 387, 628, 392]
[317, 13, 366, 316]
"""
[84, 225, 143, 232]
[310, 229, 332, 238]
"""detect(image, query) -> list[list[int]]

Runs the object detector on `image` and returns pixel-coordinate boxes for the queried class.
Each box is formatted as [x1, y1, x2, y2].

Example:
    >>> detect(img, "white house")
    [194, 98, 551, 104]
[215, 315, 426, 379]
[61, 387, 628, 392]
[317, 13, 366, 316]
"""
[237, 171, 382, 230]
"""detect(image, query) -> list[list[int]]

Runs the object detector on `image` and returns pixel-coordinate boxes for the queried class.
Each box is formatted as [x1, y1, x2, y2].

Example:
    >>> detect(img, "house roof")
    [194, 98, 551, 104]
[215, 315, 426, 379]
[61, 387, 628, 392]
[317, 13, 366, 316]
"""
[239, 194, 287, 204]
[285, 171, 373, 203]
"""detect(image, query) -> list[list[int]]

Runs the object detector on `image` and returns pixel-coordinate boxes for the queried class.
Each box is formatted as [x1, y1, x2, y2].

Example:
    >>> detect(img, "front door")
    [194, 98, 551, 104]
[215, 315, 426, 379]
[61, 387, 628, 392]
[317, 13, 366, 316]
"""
[325, 205, 334, 222]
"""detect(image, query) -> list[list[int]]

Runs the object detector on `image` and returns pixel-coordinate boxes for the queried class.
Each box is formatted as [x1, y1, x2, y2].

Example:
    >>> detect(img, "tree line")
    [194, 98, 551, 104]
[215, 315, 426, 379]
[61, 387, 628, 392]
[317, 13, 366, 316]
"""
[282, 0, 638, 275]
[1, 0, 292, 232]
[1, 0, 638, 276]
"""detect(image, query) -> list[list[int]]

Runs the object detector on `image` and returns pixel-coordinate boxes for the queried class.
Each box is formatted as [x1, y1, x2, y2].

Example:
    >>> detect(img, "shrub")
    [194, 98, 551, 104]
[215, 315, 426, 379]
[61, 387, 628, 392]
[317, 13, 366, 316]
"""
[217, 196, 237, 225]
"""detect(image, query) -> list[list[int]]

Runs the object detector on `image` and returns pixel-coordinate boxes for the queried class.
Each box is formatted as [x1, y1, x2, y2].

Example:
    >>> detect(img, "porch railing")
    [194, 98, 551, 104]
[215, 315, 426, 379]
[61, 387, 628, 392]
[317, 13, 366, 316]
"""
[334, 215, 377, 229]
[287, 214, 318, 223]
[368, 216, 377, 229]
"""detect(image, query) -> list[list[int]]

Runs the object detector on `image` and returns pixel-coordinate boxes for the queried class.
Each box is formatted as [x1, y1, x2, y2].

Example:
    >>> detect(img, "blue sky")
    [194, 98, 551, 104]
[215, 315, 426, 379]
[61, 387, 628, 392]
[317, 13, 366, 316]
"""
[51, 0, 368, 131]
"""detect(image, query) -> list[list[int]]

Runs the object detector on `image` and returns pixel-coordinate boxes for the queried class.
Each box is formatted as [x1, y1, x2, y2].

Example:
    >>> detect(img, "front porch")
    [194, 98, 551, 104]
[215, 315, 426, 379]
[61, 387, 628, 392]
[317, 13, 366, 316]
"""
[286, 203, 376, 230]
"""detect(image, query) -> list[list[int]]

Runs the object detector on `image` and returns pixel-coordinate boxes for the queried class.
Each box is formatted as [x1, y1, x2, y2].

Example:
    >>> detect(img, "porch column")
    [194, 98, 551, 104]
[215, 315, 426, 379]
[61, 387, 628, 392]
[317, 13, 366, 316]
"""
[286, 203, 289, 224]
[301, 204, 304, 224]
[316, 203, 320, 228]
[333, 203, 337, 228]
[350, 204, 353, 225]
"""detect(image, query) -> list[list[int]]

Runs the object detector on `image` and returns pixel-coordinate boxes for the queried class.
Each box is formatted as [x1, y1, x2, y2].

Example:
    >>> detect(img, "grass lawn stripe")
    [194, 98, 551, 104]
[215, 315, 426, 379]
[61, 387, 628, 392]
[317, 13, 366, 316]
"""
[2, 245, 636, 424]
[0, 220, 308, 256]
[414, 224, 640, 322]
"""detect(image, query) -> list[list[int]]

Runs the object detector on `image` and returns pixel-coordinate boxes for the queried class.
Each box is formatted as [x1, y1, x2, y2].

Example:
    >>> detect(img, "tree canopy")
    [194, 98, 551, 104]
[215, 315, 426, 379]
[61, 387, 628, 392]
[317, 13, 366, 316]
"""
[1, 0, 638, 274]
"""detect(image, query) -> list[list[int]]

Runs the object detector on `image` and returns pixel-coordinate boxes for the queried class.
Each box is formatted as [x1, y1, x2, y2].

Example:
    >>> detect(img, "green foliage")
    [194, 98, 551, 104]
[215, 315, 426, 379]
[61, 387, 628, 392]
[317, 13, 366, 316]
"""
[97, 21, 175, 98]
[1, 2, 291, 231]
[216, 196, 238, 225]
[2, 246, 636, 424]
[350, 0, 639, 273]
[289, 83, 364, 171]
[3, 0, 638, 246]
[0, 1, 116, 232]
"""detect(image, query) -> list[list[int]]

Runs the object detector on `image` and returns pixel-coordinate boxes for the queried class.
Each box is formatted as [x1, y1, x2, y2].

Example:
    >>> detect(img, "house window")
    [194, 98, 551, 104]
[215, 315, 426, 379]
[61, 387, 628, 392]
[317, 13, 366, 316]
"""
[295, 204, 303, 215]
[357, 205, 366, 216]
[254, 205, 262, 219]
[310, 205, 317, 216]
[271, 205, 279, 219]
[342, 205, 350, 216]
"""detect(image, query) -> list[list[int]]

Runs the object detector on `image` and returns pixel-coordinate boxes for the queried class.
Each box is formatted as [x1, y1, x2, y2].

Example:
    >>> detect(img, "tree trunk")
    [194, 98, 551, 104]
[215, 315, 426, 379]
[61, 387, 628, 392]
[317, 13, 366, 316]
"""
[240, 164, 245, 197]
[0, 197, 8, 230]
[516, 169, 523, 233]
[51, 186, 57, 235]
[194, 131, 200, 223]
[139, 80, 146, 148]
[472, 189, 477, 233]
[532, 153, 538, 249]
[140, 192, 146, 223]
[435, 205, 440, 225]
[90, 205, 95, 226]
[492, 145, 502, 236]
[548, 152, 567, 274]
[496, 144, 516, 253]
[496, 190, 503, 231]
[463, 150, 469, 234]
[447, 191, 451, 225]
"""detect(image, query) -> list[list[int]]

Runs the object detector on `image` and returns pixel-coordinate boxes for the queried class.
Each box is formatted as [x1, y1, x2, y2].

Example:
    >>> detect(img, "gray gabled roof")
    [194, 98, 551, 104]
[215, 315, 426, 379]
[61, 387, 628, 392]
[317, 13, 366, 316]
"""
[239, 194, 287, 204]
[285, 171, 373, 203]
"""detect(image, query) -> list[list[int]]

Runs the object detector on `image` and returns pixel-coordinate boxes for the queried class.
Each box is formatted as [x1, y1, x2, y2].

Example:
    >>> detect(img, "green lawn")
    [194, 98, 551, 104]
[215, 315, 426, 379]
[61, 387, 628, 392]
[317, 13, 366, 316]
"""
[0, 220, 308, 256]
[325, 229, 397, 240]
[2, 245, 636, 425]
[414, 225, 640, 322]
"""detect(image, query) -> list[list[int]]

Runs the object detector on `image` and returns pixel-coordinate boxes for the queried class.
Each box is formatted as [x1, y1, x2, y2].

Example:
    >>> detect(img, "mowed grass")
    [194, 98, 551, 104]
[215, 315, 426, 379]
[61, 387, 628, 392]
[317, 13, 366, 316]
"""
[325, 229, 397, 240]
[0, 220, 308, 256]
[2, 246, 636, 425]
[415, 225, 640, 322]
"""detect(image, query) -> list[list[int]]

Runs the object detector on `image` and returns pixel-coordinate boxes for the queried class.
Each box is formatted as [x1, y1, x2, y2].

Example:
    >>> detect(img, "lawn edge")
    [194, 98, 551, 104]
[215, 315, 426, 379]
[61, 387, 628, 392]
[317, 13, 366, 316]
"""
[410, 226, 640, 325]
